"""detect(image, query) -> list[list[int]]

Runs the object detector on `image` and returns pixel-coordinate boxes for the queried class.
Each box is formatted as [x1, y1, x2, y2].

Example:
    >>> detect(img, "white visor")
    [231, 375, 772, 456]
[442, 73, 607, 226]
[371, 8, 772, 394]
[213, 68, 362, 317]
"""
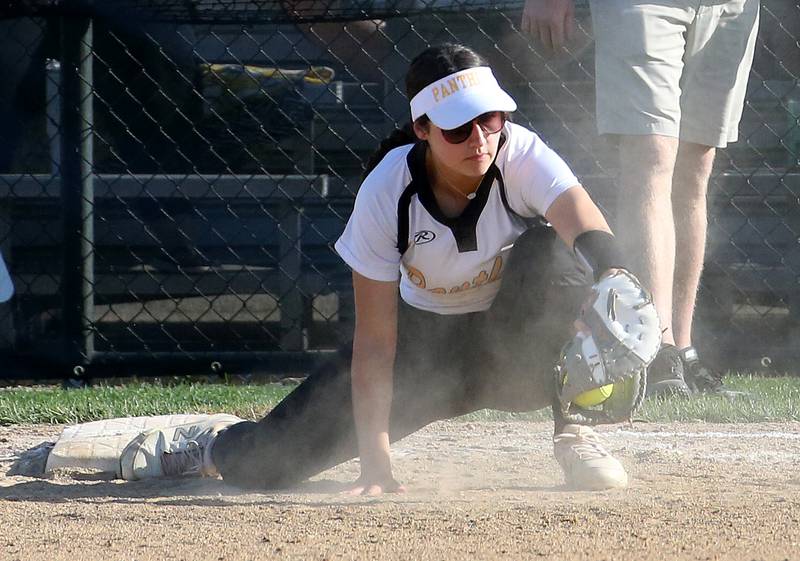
[409, 67, 517, 129]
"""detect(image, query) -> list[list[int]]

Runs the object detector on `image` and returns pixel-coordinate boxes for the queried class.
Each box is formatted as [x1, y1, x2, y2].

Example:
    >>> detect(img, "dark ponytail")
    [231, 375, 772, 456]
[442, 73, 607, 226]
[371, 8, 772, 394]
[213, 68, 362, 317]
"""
[363, 43, 489, 178]
[363, 123, 417, 178]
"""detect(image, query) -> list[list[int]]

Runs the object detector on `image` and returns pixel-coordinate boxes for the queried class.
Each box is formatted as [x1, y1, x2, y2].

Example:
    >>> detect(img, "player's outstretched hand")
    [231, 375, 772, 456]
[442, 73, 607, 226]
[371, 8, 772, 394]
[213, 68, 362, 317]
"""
[345, 474, 406, 496]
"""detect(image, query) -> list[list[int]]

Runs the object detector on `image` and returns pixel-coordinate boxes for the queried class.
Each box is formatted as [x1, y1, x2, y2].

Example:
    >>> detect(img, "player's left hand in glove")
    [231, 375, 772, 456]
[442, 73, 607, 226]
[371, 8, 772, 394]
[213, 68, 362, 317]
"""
[555, 268, 661, 425]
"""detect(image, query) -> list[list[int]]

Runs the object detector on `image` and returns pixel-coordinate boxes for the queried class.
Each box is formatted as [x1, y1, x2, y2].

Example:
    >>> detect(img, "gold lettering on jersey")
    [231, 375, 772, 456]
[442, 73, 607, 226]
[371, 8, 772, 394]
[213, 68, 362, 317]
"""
[472, 270, 489, 287]
[406, 265, 426, 289]
[430, 71, 484, 105]
[405, 255, 504, 295]
[449, 282, 472, 293]
[487, 254, 503, 283]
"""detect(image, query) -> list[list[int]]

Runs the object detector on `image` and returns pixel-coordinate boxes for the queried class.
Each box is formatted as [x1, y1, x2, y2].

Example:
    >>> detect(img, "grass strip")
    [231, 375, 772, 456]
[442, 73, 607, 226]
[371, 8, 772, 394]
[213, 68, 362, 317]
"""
[637, 374, 800, 423]
[0, 375, 798, 426]
[0, 382, 291, 425]
[456, 374, 800, 423]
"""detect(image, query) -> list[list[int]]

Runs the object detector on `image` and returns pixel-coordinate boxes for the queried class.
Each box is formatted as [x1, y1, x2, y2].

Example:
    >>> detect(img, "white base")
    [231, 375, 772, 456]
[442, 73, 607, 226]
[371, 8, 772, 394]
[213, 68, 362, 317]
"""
[45, 414, 243, 477]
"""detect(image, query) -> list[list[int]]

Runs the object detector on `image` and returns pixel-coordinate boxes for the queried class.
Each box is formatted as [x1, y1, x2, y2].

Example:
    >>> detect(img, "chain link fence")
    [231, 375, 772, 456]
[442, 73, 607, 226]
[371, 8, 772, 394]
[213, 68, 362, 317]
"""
[0, 0, 798, 379]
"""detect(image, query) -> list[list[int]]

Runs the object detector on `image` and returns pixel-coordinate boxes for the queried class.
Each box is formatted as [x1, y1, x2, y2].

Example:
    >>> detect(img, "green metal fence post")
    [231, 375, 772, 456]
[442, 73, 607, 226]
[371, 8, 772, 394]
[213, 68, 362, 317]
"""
[59, 17, 95, 368]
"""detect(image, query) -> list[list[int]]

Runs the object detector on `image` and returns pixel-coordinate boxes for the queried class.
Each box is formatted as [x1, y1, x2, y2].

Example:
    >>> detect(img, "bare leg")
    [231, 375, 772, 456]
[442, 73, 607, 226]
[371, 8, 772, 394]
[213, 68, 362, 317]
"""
[671, 141, 716, 350]
[615, 135, 680, 346]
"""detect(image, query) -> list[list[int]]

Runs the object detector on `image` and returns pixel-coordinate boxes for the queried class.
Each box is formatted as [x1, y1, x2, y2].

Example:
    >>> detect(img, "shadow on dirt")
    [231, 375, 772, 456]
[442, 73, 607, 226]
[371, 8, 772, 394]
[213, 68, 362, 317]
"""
[0, 474, 570, 507]
[0, 475, 351, 504]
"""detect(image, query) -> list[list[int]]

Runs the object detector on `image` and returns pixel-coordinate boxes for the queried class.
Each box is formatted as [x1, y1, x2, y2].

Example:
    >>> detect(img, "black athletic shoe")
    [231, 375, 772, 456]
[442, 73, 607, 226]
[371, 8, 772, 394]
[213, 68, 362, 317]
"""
[679, 346, 721, 393]
[645, 344, 692, 398]
[679, 346, 745, 398]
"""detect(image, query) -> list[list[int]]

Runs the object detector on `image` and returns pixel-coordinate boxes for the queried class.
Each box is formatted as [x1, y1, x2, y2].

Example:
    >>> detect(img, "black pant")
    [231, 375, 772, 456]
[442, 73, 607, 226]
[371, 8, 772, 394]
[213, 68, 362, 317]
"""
[212, 226, 590, 489]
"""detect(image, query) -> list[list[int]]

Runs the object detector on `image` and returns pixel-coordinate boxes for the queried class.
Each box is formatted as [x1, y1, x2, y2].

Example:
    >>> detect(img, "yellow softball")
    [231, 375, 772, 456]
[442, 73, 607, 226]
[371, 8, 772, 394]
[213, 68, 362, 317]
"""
[573, 384, 614, 408]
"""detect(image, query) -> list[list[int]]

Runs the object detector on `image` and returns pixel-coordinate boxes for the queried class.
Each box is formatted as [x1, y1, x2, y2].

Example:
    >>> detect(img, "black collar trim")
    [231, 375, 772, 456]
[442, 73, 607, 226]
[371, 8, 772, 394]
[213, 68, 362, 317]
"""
[404, 134, 506, 253]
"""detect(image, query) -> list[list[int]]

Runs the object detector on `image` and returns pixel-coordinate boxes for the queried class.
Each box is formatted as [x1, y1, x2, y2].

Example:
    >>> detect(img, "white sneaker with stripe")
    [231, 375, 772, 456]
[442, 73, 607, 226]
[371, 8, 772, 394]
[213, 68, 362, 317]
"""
[119, 414, 241, 480]
[553, 424, 628, 490]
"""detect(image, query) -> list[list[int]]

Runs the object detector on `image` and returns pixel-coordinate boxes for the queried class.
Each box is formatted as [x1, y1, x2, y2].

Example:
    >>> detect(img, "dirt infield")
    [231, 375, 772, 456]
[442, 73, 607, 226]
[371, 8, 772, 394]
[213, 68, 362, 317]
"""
[1, 420, 799, 561]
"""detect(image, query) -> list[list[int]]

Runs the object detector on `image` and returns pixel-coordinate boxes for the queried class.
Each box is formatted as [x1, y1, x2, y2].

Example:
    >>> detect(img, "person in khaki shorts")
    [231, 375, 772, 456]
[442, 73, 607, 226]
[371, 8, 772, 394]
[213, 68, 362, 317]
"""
[522, 0, 759, 395]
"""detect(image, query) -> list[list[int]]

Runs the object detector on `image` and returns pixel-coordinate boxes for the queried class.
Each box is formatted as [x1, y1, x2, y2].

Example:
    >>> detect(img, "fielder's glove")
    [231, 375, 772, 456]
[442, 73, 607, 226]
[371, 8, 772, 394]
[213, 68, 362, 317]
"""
[555, 269, 661, 425]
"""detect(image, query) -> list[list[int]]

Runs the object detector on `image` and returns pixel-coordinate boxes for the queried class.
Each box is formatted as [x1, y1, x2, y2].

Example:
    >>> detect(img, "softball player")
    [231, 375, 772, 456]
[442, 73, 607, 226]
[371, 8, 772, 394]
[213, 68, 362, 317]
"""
[120, 44, 638, 493]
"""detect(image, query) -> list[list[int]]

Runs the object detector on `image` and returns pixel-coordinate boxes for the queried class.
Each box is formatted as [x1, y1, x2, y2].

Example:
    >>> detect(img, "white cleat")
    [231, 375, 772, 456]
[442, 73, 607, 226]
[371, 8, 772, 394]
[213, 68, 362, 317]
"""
[119, 414, 241, 480]
[553, 424, 628, 490]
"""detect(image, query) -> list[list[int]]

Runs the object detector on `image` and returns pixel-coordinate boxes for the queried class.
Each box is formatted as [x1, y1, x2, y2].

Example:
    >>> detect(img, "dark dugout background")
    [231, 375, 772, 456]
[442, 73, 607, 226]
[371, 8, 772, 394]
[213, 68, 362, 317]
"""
[0, 0, 797, 379]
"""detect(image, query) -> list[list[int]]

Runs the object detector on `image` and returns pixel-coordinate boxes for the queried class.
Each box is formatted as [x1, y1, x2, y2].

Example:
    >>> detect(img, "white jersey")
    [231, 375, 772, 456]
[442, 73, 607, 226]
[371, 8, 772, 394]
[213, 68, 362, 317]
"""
[334, 122, 579, 315]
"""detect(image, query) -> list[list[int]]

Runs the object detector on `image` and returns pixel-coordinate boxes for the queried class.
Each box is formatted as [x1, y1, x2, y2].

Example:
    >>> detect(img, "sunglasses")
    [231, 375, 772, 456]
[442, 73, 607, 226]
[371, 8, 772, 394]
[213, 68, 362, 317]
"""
[439, 111, 505, 144]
